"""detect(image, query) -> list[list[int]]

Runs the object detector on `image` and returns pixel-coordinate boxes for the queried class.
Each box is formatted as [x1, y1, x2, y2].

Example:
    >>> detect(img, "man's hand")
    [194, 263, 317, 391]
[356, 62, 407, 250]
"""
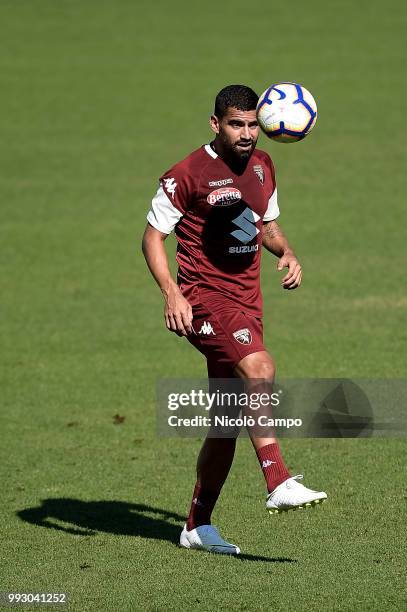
[277, 251, 302, 290]
[163, 283, 193, 336]
[262, 221, 302, 289]
[142, 224, 193, 336]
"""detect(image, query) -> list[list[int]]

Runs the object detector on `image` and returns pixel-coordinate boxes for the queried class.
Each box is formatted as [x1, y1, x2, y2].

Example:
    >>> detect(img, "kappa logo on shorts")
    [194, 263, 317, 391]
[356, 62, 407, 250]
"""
[198, 321, 216, 336]
[233, 328, 252, 345]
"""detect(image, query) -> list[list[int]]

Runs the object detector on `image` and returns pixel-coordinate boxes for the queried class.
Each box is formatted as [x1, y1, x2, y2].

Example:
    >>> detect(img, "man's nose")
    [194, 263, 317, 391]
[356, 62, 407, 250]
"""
[241, 125, 251, 140]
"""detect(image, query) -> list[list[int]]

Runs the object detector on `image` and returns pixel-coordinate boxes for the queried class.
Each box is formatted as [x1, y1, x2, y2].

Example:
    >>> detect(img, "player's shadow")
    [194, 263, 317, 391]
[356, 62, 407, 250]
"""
[17, 499, 182, 541]
[17, 499, 296, 563]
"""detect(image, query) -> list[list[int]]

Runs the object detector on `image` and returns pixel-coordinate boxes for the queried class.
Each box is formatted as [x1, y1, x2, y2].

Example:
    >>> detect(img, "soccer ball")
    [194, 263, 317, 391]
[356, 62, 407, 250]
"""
[256, 82, 317, 143]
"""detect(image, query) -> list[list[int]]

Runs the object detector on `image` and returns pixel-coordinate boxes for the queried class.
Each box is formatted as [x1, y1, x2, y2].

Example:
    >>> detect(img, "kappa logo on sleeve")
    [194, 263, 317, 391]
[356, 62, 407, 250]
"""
[233, 328, 252, 345]
[163, 177, 177, 198]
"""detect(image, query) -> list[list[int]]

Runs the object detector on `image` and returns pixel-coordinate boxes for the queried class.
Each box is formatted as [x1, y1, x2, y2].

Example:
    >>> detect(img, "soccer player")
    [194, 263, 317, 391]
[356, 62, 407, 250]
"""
[142, 85, 327, 555]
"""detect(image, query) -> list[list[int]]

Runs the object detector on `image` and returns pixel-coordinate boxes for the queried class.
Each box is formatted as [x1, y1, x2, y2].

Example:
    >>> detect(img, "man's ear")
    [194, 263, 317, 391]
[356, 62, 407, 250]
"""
[210, 114, 220, 134]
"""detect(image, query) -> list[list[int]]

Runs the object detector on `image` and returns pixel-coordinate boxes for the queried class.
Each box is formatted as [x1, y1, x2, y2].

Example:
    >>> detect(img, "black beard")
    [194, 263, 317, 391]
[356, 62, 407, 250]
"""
[236, 149, 251, 160]
[211, 139, 256, 174]
[229, 143, 254, 170]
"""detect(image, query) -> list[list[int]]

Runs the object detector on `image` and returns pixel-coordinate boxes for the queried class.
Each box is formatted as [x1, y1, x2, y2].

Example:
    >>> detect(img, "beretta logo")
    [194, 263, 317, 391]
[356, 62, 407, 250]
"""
[207, 187, 241, 206]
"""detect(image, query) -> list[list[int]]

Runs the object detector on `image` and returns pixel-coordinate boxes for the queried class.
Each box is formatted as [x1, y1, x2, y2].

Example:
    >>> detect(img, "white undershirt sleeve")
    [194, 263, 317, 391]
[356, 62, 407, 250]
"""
[146, 184, 183, 234]
[263, 188, 280, 221]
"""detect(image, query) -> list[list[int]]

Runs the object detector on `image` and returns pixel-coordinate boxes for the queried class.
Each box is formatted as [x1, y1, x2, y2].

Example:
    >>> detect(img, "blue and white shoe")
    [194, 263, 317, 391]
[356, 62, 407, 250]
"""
[180, 524, 240, 555]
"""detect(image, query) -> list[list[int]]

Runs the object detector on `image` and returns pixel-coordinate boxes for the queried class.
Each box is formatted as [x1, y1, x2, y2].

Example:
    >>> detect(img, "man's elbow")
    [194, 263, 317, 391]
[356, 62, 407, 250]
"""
[141, 224, 167, 256]
[141, 227, 148, 256]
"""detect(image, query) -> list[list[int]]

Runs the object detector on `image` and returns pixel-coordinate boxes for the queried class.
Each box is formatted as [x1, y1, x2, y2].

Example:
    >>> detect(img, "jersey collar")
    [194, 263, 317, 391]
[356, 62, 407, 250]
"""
[203, 144, 218, 159]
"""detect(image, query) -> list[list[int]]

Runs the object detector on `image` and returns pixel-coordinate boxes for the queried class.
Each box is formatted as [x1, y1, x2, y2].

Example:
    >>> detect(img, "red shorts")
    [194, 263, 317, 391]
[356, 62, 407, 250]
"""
[187, 303, 266, 377]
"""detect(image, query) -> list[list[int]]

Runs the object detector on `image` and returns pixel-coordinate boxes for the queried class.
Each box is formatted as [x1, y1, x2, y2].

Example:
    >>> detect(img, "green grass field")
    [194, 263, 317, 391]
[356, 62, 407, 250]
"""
[1, 1, 406, 610]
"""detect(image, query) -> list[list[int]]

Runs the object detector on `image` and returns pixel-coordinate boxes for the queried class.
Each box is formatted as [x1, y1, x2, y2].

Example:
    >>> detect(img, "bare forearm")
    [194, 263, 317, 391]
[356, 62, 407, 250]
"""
[262, 220, 295, 258]
[142, 223, 193, 335]
[262, 220, 302, 289]
[141, 225, 177, 297]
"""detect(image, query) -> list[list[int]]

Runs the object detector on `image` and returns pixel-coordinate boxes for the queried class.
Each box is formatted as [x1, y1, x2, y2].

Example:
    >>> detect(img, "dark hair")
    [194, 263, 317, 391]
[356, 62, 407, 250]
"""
[214, 84, 258, 119]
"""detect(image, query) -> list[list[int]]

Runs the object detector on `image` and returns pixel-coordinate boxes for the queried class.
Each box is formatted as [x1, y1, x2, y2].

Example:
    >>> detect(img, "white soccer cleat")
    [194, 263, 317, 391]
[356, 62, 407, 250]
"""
[179, 524, 240, 555]
[266, 474, 327, 515]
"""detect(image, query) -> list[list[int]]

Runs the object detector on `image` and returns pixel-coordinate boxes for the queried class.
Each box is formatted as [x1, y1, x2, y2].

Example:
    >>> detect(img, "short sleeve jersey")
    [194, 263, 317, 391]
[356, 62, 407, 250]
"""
[147, 144, 279, 318]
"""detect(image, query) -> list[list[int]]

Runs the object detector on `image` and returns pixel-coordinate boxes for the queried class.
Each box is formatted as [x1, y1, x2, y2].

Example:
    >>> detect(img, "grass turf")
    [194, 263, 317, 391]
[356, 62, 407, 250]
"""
[1, 0, 406, 610]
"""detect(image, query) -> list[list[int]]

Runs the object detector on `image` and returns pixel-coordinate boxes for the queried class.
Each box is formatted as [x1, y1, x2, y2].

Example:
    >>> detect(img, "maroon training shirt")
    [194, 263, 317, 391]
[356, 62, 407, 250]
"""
[147, 144, 279, 317]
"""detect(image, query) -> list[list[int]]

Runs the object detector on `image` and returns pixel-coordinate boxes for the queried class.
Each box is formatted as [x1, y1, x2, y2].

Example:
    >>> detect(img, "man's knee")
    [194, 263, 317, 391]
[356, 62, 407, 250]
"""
[252, 360, 275, 380]
[234, 351, 275, 381]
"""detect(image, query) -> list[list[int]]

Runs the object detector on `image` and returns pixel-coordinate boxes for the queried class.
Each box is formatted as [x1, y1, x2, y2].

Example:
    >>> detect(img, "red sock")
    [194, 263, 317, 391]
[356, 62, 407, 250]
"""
[256, 443, 290, 493]
[186, 483, 220, 530]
